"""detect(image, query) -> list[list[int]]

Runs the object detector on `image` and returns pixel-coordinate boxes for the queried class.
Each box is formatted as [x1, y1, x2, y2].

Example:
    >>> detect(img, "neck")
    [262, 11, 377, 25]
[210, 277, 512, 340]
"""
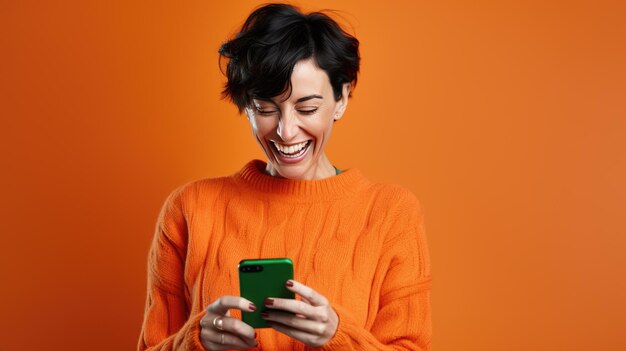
[264, 153, 336, 180]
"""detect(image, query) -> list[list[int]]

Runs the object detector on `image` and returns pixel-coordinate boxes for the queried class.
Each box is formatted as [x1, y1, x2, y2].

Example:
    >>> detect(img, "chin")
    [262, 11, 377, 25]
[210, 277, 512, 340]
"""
[264, 140, 317, 180]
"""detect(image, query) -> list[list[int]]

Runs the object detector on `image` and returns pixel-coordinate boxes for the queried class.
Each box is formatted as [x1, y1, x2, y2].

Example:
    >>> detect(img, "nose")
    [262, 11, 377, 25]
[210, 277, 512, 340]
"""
[276, 109, 299, 141]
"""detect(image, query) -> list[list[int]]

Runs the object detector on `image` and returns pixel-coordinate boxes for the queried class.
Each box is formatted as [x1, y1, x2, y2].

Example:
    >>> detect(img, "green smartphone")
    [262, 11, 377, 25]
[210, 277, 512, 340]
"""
[238, 258, 295, 328]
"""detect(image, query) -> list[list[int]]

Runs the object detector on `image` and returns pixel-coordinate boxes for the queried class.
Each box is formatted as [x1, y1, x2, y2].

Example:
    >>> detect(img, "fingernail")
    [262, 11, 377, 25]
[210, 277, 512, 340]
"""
[261, 312, 269, 318]
[285, 280, 294, 287]
[264, 298, 274, 306]
[249, 303, 256, 311]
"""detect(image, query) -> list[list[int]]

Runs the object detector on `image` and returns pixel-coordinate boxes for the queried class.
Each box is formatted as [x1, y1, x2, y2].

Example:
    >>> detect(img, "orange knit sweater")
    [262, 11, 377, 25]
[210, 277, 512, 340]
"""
[138, 159, 432, 350]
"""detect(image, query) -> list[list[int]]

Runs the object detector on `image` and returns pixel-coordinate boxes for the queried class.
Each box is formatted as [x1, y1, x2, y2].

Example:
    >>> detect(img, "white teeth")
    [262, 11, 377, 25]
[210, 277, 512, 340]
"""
[272, 140, 310, 158]
[273, 141, 308, 154]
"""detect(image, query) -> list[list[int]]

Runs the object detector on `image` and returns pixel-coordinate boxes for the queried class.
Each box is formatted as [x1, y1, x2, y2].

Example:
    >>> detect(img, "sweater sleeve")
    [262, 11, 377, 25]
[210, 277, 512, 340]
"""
[137, 186, 207, 351]
[316, 193, 433, 351]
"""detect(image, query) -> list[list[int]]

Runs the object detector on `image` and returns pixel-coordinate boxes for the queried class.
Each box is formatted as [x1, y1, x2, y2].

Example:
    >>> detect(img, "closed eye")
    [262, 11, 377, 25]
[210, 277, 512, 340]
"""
[299, 109, 317, 115]
[255, 107, 278, 116]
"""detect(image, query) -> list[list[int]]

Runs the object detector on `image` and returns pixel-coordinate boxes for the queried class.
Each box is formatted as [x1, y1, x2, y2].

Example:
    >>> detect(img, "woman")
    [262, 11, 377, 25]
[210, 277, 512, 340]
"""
[138, 3, 432, 350]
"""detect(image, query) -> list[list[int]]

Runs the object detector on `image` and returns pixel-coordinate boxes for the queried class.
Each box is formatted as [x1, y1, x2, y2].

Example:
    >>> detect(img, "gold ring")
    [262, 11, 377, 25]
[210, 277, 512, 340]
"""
[212, 316, 224, 331]
[220, 332, 225, 345]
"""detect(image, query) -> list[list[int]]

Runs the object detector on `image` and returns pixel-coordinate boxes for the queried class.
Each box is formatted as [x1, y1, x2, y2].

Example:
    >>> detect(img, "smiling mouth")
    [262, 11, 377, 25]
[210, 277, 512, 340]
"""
[270, 140, 312, 158]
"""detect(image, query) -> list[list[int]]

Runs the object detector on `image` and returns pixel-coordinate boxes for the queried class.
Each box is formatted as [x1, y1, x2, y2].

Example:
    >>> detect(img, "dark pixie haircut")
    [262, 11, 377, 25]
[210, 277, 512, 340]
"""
[218, 3, 360, 113]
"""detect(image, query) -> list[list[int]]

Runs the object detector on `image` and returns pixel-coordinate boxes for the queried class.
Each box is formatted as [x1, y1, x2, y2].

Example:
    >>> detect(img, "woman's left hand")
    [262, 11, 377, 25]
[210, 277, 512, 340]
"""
[262, 279, 338, 347]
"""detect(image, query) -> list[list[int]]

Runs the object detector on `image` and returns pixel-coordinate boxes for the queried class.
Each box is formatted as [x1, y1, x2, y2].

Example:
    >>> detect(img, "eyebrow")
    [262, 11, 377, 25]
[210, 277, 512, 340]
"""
[256, 94, 323, 104]
[295, 95, 323, 103]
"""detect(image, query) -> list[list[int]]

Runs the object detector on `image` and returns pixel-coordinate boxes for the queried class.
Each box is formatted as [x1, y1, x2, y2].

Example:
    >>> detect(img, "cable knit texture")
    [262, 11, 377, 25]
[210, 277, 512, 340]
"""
[138, 159, 432, 350]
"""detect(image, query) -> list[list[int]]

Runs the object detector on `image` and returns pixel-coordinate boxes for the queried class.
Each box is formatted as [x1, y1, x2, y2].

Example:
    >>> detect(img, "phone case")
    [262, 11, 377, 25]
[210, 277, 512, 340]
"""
[238, 258, 295, 328]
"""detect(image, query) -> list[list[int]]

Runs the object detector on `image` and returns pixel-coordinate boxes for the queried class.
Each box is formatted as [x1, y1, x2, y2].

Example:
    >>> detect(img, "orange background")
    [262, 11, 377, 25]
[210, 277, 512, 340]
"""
[1, 1, 625, 350]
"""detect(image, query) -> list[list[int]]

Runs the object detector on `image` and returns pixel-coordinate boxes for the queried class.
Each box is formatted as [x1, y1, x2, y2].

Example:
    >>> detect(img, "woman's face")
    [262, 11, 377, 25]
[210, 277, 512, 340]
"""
[245, 58, 349, 180]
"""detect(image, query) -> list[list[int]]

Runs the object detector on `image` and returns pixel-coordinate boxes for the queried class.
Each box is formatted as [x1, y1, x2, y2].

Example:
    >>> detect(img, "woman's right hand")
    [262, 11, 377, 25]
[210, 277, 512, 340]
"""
[199, 296, 258, 350]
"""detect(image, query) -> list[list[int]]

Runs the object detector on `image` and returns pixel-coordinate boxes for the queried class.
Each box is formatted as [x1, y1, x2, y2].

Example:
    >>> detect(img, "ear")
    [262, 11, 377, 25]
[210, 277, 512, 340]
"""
[334, 83, 351, 121]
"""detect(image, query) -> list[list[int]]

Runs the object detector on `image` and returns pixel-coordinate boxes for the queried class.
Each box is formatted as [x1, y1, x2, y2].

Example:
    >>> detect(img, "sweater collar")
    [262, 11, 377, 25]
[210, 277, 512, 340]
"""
[233, 159, 370, 200]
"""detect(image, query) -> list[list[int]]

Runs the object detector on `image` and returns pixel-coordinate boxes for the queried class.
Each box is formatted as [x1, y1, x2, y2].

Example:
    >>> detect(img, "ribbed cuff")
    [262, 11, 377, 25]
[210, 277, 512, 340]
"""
[316, 304, 357, 350]
[185, 310, 208, 350]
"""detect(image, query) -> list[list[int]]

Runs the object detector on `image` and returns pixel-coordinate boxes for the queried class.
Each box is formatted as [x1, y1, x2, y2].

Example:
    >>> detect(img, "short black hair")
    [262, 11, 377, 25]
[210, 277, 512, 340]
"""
[218, 3, 360, 113]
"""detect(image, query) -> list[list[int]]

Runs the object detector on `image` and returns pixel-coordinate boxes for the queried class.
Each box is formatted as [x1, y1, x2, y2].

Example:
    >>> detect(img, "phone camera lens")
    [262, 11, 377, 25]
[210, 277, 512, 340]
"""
[240, 265, 263, 273]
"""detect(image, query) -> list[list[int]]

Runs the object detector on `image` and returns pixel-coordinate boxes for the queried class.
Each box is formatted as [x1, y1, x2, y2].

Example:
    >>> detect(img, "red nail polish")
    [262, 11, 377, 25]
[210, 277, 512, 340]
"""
[261, 312, 269, 318]
[249, 303, 256, 311]
[285, 280, 294, 287]
[264, 298, 274, 306]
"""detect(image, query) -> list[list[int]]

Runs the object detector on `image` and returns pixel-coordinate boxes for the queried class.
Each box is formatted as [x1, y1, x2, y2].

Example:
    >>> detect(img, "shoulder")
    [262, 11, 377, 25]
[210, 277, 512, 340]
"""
[360, 182, 424, 244]
[160, 175, 231, 216]
[365, 182, 423, 215]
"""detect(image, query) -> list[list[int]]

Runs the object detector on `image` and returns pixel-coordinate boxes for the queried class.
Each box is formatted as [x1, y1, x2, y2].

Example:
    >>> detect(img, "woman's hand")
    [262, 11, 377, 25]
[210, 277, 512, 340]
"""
[200, 296, 258, 350]
[261, 279, 338, 347]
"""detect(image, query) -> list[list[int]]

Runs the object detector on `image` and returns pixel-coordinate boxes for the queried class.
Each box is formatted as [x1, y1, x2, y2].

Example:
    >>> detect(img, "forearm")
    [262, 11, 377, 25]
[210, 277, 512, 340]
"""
[138, 291, 207, 351]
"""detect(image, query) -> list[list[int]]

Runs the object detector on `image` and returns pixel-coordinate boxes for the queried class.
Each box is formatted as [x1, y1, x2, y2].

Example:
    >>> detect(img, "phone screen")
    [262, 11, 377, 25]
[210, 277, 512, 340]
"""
[238, 258, 295, 328]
